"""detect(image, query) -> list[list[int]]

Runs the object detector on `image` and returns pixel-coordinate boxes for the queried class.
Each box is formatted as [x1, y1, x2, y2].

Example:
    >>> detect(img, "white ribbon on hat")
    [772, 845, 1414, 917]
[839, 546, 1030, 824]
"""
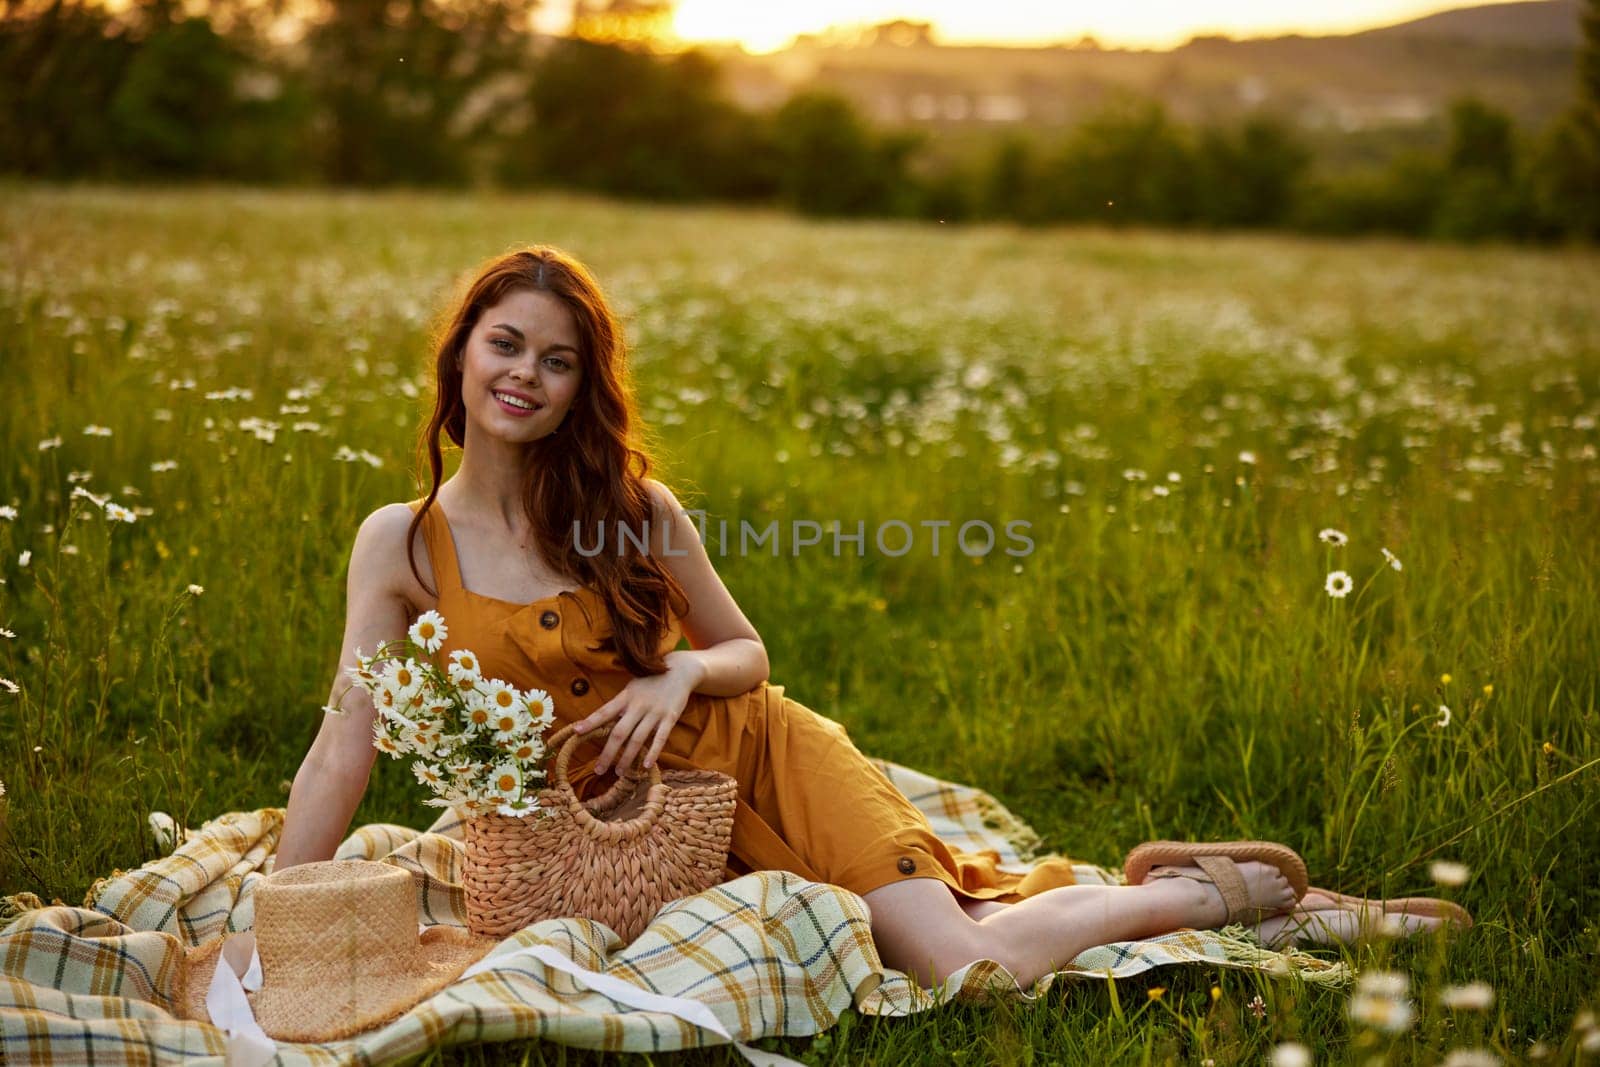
[203, 931, 277, 1067]
[460, 942, 808, 1067]
[206, 926, 808, 1067]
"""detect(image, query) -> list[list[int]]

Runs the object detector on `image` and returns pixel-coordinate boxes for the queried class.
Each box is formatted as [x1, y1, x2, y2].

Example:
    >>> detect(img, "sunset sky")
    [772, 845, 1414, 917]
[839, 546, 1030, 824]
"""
[536, 0, 1520, 52]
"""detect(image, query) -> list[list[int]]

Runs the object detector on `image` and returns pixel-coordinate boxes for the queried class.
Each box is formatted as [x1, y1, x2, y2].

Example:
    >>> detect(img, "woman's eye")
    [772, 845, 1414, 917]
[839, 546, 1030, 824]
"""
[544, 357, 570, 371]
[491, 338, 515, 352]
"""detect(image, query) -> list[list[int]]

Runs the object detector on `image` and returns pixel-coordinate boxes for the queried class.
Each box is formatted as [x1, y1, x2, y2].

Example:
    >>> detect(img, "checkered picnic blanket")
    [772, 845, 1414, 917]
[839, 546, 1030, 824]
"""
[0, 758, 1348, 1064]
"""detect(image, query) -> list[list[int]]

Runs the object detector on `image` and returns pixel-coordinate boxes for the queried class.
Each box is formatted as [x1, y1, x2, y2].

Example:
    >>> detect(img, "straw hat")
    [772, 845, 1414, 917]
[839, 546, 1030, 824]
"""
[180, 859, 498, 1043]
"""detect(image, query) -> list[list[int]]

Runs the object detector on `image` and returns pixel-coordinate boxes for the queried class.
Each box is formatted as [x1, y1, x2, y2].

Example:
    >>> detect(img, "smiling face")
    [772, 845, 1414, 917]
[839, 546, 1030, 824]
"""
[457, 288, 584, 446]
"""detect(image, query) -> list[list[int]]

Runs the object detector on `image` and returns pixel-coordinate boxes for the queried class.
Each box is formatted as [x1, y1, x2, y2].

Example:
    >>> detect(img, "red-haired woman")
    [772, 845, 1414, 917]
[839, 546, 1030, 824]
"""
[275, 248, 1466, 989]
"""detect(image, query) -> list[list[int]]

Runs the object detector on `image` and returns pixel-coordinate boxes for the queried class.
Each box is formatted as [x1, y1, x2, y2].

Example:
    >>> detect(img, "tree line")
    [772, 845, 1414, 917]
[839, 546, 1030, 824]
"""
[4, 0, 1598, 242]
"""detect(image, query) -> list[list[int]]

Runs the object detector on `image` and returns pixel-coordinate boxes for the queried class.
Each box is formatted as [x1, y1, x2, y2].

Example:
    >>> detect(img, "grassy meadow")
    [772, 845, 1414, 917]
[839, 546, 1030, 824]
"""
[1, 182, 1598, 1064]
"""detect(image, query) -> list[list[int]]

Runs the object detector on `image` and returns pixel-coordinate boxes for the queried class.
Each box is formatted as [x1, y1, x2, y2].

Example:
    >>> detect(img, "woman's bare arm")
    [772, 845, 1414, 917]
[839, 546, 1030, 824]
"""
[274, 504, 416, 870]
[646, 478, 770, 697]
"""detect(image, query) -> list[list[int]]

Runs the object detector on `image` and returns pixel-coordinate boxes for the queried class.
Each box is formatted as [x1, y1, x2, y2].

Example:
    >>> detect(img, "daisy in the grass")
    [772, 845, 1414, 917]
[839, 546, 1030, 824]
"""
[1317, 527, 1348, 546]
[335, 611, 554, 819]
[1325, 570, 1354, 598]
[1381, 546, 1403, 571]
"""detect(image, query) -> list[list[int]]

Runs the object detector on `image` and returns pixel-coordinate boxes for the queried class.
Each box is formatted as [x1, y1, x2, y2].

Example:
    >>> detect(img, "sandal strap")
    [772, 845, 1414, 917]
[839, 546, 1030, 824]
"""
[1193, 855, 1250, 924]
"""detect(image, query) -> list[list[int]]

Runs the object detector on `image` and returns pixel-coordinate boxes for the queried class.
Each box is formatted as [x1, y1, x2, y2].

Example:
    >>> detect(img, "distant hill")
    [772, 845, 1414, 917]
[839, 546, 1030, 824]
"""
[1360, 0, 1581, 47]
[700, 0, 1583, 170]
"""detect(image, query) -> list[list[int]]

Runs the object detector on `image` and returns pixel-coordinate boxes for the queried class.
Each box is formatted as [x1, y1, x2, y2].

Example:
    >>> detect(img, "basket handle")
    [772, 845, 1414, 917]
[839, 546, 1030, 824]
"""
[546, 722, 669, 843]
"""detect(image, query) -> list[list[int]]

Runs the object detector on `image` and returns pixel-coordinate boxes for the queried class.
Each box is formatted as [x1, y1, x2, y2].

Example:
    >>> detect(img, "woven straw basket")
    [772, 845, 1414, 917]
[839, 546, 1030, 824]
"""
[462, 722, 737, 942]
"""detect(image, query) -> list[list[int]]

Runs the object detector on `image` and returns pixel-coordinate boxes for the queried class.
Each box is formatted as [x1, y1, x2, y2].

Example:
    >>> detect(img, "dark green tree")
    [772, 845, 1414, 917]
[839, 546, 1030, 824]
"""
[1034, 99, 1196, 225]
[1192, 116, 1310, 228]
[769, 91, 918, 217]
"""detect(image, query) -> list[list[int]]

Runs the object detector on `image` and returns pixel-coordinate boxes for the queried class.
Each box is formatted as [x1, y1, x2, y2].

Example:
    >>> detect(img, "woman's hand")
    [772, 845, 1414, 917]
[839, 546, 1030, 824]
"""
[573, 652, 705, 774]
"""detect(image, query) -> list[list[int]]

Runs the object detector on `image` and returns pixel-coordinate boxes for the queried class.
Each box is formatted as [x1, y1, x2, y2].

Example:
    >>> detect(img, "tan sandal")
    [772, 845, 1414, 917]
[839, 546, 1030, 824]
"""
[1123, 840, 1311, 902]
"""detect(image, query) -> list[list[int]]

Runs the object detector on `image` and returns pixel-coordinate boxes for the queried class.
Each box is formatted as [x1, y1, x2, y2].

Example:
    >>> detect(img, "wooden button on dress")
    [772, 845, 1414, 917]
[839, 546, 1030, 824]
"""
[898, 857, 917, 874]
[570, 677, 590, 696]
[539, 610, 559, 629]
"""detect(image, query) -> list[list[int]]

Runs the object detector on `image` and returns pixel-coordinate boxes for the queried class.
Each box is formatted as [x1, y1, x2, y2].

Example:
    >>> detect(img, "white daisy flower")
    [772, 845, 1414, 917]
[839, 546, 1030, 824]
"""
[1151, 485, 1170, 497]
[1269, 1044, 1311, 1067]
[488, 762, 521, 800]
[18, 550, 31, 568]
[1436, 704, 1452, 728]
[150, 460, 179, 473]
[490, 707, 529, 742]
[1121, 468, 1147, 482]
[508, 738, 544, 763]
[370, 721, 404, 758]
[445, 757, 480, 780]
[1347, 991, 1414, 1033]
[412, 762, 447, 790]
[0, 628, 15, 639]
[1325, 570, 1354, 598]
[1429, 860, 1470, 887]
[1238, 450, 1257, 465]
[480, 678, 521, 717]
[496, 794, 539, 818]
[82, 424, 112, 437]
[1381, 546, 1402, 571]
[104, 503, 136, 524]
[380, 659, 423, 703]
[0, 677, 20, 695]
[462, 691, 493, 734]
[1318, 527, 1348, 546]
[38, 435, 63, 451]
[186, 584, 204, 596]
[1438, 982, 1495, 1011]
[0, 506, 15, 521]
[524, 688, 556, 726]
[408, 609, 447, 653]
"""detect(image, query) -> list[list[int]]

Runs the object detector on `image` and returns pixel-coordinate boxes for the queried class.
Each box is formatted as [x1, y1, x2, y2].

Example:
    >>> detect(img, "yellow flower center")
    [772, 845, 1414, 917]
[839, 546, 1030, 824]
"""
[495, 691, 514, 708]
[497, 774, 515, 791]
[418, 623, 434, 638]
[471, 708, 488, 724]
[497, 716, 515, 731]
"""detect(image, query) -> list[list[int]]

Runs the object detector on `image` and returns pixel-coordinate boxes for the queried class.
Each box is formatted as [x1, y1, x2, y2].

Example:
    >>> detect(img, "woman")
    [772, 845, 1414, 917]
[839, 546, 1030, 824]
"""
[275, 247, 1465, 990]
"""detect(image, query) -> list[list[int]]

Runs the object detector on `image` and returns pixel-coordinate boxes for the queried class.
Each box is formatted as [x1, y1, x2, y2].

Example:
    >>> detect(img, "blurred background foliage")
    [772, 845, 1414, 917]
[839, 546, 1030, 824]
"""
[2, 0, 1599, 241]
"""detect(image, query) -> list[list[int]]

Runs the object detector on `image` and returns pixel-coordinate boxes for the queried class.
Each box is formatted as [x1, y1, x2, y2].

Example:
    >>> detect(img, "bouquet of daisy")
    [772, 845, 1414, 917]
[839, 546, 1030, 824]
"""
[328, 609, 556, 819]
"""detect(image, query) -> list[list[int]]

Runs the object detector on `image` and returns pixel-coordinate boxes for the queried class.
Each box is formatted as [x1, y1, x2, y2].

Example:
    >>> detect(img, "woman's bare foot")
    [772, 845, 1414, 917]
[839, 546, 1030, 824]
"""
[1150, 861, 1299, 928]
[1254, 890, 1449, 947]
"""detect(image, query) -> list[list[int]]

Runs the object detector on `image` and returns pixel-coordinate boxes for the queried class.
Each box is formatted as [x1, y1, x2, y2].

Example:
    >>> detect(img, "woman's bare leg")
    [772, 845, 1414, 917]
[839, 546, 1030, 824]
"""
[1253, 889, 1447, 947]
[864, 861, 1295, 990]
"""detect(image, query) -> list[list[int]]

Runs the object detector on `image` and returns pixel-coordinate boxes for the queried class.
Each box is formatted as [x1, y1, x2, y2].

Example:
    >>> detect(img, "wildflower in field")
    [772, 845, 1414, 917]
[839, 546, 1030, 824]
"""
[1440, 1050, 1500, 1067]
[1543, 741, 1555, 755]
[67, 470, 93, 484]
[70, 485, 109, 509]
[1483, 684, 1494, 696]
[1146, 986, 1165, 1001]
[0, 778, 6, 798]
[1248, 994, 1267, 1020]
[1167, 471, 1182, 483]
[18, 550, 31, 567]
[1122, 468, 1147, 482]
[187, 584, 204, 596]
[1324, 570, 1354, 598]
[0, 627, 14, 638]
[1439, 982, 1495, 1011]
[1318, 527, 1348, 546]
[1441, 673, 1452, 685]
[150, 460, 178, 473]
[409, 609, 447, 653]
[0, 506, 14, 521]
[1348, 988, 1414, 1033]
[1269, 1043, 1311, 1067]
[0, 677, 19, 694]
[489, 762, 521, 800]
[1238, 450, 1257, 464]
[82, 424, 112, 437]
[1436, 704, 1453, 728]
[464, 693, 493, 733]
[38, 435, 62, 451]
[490, 706, 529, 743]
[1357, 971, 1410, 999]
[104, 503, 136, 523]
[1381, 546, 1402, 571]
[1151, 485, 1170, 497]
[1429, 860, 1471, 887]
[412, 762, 446, 789]
[153, 409, 173, 422]
[61, 544, 79, 555]
[448, 649, 482, 687]
[333, 445, 384, 468]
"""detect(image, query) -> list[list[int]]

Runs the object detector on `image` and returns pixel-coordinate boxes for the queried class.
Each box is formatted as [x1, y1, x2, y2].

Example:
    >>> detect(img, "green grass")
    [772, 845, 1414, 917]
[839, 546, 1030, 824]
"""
[2, 181, 1598, 1064]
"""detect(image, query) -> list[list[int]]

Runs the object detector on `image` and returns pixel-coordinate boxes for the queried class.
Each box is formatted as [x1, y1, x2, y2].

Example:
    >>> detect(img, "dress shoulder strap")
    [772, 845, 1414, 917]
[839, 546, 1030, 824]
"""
[405, 497, 464, 599]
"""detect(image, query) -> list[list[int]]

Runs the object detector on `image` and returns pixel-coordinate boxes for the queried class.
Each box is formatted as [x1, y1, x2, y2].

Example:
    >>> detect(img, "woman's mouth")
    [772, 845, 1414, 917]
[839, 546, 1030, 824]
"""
[493, 390, 542, 417]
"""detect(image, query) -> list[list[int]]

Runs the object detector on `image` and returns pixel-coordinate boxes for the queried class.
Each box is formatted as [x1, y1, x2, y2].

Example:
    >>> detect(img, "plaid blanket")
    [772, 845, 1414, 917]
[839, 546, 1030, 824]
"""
[0, 758, 1348, 1065]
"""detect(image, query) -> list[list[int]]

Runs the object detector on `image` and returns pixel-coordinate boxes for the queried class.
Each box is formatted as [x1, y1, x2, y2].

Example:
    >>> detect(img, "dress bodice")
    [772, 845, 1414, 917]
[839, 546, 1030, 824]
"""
[405, 498, 684, 726]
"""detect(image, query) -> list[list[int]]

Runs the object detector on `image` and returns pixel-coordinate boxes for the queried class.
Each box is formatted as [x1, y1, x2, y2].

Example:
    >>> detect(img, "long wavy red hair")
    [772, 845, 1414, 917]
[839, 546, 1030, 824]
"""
[407, 246, 688, 676]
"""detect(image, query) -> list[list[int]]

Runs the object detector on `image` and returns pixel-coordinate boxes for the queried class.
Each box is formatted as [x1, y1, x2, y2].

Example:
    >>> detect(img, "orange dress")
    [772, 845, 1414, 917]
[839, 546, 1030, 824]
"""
[406, 498, 1078, 903]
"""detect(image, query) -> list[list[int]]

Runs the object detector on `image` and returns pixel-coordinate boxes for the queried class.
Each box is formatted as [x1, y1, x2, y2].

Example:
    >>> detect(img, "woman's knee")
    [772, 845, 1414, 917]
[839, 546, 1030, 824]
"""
[862, 878, 987, 987]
